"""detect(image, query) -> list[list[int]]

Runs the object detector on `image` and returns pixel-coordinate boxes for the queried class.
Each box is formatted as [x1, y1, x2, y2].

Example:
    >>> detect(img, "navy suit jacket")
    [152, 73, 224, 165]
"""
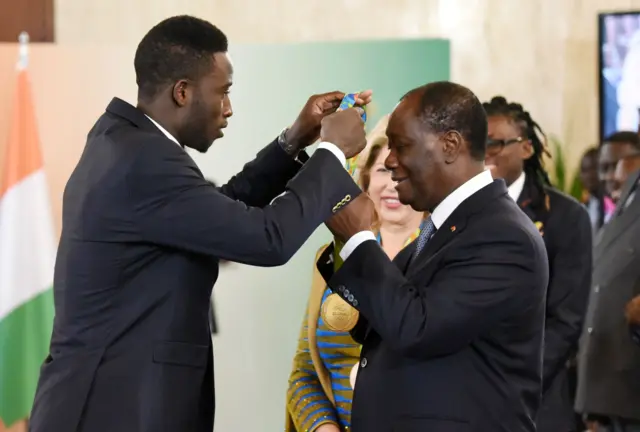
[29, 98, 361, 432]
[318, 180, 549, 432]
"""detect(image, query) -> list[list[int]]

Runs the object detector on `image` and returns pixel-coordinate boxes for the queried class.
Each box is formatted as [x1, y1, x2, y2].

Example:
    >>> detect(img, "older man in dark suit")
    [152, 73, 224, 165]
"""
[28, 15, 371, 432]
[576, 168, 640, 432]
[317, 82, 549, 432]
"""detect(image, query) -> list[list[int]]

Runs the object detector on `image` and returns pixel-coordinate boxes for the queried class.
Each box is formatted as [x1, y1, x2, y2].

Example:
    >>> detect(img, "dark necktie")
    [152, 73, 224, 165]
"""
[413, 216, 436, 259]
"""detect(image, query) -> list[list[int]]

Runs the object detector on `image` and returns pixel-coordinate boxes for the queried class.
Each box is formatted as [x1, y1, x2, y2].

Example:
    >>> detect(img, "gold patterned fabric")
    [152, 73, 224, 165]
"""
[287, 287, 360, 431]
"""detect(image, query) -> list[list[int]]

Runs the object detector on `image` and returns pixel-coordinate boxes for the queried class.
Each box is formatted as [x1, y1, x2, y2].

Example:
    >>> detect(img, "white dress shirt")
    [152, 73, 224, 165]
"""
[144, 114, 346, 165]
[507, 172, 526, 203]
[339, 169, 494, 260]
[145, 115, 181, 146]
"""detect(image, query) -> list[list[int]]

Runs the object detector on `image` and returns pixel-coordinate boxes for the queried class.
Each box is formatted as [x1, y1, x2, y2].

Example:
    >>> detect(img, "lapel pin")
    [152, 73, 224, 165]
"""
[450, 226, 456, 232]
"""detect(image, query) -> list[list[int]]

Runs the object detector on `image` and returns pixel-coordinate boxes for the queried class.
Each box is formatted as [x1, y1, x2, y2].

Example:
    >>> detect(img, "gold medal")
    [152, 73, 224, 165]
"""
[321, 293, 360, 332]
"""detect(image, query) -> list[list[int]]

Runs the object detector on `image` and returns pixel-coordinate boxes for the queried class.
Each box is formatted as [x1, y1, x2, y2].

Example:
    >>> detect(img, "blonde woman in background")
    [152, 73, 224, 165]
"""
[285, 118, 426, 432]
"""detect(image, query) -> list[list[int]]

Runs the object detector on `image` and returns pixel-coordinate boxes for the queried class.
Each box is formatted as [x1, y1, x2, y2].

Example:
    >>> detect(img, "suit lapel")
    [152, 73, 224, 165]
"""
[516, 177, 546, 237]
[596, 171, 640, 257]
[596, 193, 640, 260]
[405, 218, 467, 278]
[405, 179, 508, 277]
[517, 180, 537, 221]
[393, 240, 417, 274]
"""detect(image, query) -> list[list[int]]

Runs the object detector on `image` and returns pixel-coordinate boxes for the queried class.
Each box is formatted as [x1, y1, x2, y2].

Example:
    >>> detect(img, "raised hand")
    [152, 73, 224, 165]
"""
[320, 108, 368, 159]
[286, 90, 372, 151]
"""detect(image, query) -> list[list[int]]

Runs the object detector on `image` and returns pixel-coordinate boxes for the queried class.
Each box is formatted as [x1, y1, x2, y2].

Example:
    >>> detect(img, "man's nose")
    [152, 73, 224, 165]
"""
[223, 100, 233, 118]
[385, 151, 398, 170]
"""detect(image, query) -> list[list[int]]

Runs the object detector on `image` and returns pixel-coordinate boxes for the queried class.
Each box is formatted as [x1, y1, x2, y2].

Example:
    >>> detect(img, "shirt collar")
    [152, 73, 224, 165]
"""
[507, 172, 526, 202]
[145, 115, 181, 147]
[430, 169, 493, 229]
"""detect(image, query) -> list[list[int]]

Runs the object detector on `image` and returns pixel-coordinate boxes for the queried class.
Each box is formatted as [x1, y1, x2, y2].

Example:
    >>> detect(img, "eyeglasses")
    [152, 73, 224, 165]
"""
[485, 137, 525, 157]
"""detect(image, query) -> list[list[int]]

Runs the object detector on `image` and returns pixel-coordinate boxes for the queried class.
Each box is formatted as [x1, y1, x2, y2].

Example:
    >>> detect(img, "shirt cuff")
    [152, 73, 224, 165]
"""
[339, 231, 377, 261]
[317, 142, 346, 168]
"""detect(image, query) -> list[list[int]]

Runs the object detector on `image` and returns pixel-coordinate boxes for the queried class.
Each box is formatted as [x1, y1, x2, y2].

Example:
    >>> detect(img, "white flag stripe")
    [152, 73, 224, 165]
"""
[0, 170, 56, 320]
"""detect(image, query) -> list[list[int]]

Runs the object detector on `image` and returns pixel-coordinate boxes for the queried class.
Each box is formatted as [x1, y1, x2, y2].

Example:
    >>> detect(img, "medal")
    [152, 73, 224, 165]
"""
[322, 221, 423, 332]
[321, 293, 360, 332]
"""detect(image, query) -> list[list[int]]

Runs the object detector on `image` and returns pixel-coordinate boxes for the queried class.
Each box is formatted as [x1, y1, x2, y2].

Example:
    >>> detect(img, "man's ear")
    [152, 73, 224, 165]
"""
[172, 79, 191, 107]
[442, 130, 463, 164]
[521, 139, 534, 160]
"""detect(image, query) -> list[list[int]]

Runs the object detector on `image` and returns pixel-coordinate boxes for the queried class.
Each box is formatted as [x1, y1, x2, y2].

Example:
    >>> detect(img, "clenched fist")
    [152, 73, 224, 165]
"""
[326, 193, 377, 242]
[320, 108, 368, 159]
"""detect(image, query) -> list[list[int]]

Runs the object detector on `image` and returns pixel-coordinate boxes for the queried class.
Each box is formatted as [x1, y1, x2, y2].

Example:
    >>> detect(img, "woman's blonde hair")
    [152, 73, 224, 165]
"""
[358, 135, 388, 192]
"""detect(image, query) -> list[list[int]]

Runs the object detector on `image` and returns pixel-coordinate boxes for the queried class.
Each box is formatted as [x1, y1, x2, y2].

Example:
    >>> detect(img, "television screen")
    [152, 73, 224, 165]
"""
[599, 11, 640, 140]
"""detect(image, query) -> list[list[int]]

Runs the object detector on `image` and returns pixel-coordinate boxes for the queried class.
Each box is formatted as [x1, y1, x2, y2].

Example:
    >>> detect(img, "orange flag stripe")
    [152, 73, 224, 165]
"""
[0, 70, 43, 199]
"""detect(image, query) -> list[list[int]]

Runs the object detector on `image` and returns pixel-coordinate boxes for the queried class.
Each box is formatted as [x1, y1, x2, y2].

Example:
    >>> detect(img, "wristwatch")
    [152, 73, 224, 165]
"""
[277, 127, 298, 157]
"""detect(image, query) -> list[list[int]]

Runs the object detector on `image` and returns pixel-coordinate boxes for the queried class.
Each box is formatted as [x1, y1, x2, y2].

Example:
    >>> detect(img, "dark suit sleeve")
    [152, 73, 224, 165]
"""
[317, 243, 369, 344]
[541, 203, 592, 393]
[130, 146, 361, 266]
[215, 139, 308, 207]
[631, 324, 640, 346]
[326, 226, 548, 359]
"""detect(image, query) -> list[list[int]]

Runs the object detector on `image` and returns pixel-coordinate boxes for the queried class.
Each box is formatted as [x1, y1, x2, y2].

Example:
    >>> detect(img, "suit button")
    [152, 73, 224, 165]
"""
[337, 285, 345, 293]
[344, 289, 350, 296]
[353, 299, 358, 307]
[588, 327, 594, 334]
[594, 285, 600, 293]
[348, 294, 354, 302]
[360, 357, 368, 368]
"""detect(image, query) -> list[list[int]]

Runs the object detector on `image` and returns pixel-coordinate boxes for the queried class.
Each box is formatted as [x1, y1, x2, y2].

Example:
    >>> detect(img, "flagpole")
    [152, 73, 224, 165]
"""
[17, 31, 29, 71]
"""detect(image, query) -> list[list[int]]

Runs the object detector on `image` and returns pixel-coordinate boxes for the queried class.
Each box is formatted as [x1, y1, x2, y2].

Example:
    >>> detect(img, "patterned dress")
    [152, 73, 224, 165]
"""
[288, 292, 360, 431]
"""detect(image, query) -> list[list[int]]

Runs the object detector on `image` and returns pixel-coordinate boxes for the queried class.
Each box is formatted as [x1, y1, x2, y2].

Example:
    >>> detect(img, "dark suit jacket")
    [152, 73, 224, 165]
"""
[632, 324, 640, 345]
[317, 179, 549, 432]
[576, 170, 640, 421]
[516, 178, 592, 432]
[29, 98, 361, 432]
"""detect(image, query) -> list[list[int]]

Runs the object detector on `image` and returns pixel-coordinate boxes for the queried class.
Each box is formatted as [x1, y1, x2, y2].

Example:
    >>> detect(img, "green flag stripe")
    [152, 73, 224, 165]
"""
[0, 288, 53, 426]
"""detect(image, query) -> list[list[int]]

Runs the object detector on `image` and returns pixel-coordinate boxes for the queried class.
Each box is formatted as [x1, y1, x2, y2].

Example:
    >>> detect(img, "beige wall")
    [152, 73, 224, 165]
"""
[53, 0, 640, 156]
[0, 0, 639, 232]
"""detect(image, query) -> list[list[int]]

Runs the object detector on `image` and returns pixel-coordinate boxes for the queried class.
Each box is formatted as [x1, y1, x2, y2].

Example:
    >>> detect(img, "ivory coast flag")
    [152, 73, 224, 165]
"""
[0, 67, 56, 427]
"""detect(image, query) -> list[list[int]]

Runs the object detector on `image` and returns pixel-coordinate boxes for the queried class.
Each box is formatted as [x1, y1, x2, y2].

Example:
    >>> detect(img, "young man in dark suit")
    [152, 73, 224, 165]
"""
[317, 82, 549, 432]
[483, 96, 593, 432]
[28, 16, 371, 432]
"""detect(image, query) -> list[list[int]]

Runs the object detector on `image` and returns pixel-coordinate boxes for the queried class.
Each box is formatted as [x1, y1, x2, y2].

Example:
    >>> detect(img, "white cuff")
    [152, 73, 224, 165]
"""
[339, 231, 377, 261]
[317, 142, 346, 168]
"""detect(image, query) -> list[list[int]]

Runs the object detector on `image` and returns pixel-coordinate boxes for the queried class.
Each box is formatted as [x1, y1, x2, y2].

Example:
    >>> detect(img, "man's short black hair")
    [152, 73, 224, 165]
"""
[406, 81, 487, 161]
[582, 146, 599, 160]
[603, 131, 640, 149]
[134, 15, 228, 102]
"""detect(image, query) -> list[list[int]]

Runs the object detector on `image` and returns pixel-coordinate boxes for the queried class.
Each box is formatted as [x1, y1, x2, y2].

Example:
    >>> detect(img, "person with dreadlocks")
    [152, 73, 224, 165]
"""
[483, 96, 592, 432]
